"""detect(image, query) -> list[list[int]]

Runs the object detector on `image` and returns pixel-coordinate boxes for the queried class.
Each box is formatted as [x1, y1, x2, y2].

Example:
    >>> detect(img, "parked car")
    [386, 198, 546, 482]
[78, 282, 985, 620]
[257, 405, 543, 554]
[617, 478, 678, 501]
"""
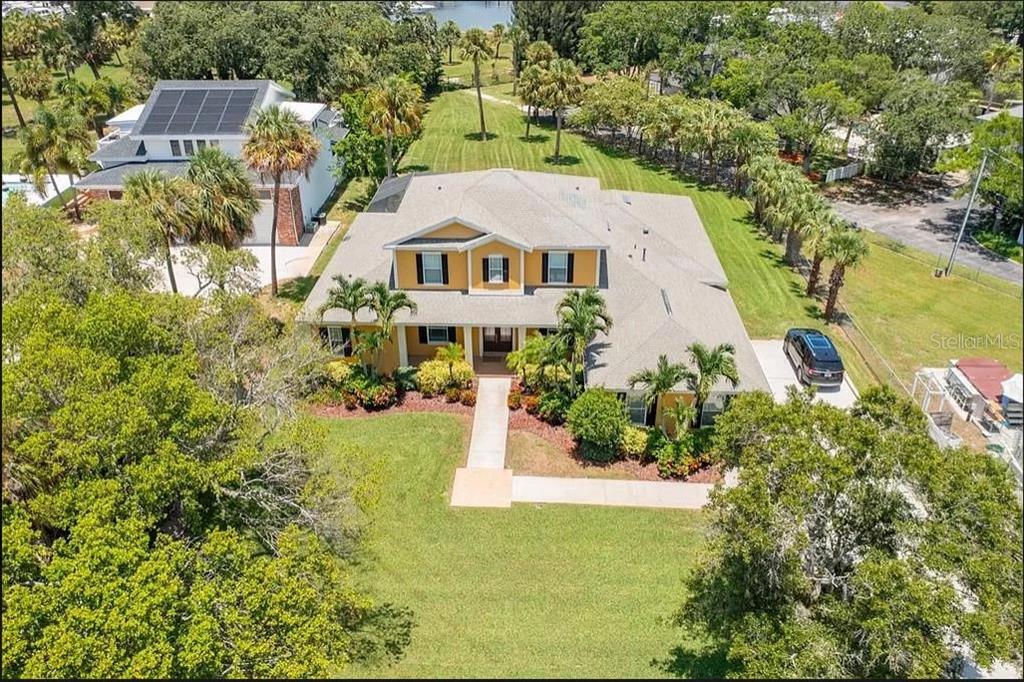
[784, 328, 845, 387]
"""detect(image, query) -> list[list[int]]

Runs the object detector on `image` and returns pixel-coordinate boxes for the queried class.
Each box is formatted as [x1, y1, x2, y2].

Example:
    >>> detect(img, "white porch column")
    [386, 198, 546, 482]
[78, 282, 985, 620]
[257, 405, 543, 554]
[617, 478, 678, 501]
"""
[397, 324, 409, 367]
[517, 326, 527, 349]
[463, 325, 474, 369]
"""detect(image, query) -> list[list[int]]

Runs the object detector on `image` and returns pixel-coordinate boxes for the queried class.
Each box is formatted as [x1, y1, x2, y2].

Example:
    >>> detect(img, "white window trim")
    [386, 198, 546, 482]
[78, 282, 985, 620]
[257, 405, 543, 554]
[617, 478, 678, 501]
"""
[625, 391, 647, 425]
[326, 327, 350, 356]
[183, 139, 195, 156]
[421, 252, 444, 286]
[547, 251, 569, 284]
[426, 326, 450, 345]
[487, 254, 504, 284]
[169, 139, 182, 157]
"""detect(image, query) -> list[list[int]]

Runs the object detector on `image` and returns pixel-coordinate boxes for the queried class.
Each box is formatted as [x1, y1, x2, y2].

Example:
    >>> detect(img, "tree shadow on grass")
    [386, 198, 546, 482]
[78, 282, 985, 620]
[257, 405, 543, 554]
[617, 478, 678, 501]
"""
[543, 155, 581, 166]
[651, 644, 734, 679]
[463, 132, 500, 142]
[519, 133, 550, 143]
[400, 164, 430, 174]
[278, 275, 317, 305]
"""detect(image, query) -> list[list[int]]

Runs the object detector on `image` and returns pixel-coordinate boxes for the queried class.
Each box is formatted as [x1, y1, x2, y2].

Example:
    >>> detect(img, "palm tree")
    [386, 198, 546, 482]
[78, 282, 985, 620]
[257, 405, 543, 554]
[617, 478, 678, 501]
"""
[729, 122, 777, 193]
[368, 281, 417, 338]
[460, 27, 492, 140]
[242, 105, 320, 296]
[982, 42, 1022, 110]
[525, 40, 556, 69]
[507, 24, 528, 95]
[123, 170, 193, 294]
[518, 64, 546, 139]
[436, 342, 465, 384]
[555, 287, 612, 395]
[491, 23, 506, 59]
[366, 75, 424, 178]
[439, 20, 461, 64]
[664, 401, 698, 437]
[780, 191, 824, 266]
[805, 214, 844, 296]
[823, 230, 869, 321]
[353, 330, 387, 376]
[541, 58, 584, 164]
[318, 275, 372, 351]
[686, 342, 739, 426]
[628, 354, 695, 433]
[185, 147, 259, 247]
[691, 98, 740, 183]
[14, 105, 92, 222]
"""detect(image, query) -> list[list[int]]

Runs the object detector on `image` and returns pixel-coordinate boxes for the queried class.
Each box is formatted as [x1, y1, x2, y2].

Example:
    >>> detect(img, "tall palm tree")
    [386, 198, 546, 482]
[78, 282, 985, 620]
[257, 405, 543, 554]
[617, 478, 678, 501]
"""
[823, 230, 869, 321]
[691, 98, 740, 183]
[686, 342, 739, 426]
[123, 169, 193, 294]
[982, 42, 1022, 110]
[491, 23, 506, 59]
[366, 75, 424, 178]
[525, 40, 555, 69]
[368, 281, 418, 338]
[780, 190, 824, 266]
[518, 63, 546, 139]
[555, 287, 612, 395]
[460, 27, 492, 140]
[541, 58, 584, 164]
[805, 214, 844, 296]
[439, 20, 461, 64]
[318, 275, 372, 351]
[729, 122, 777, 193]
[242, 105, 320, 296]
[14, 105, 92, 222]
[628, 354, 695, 433]
[185, 147, 259, 248]
[507, 24, 528, 96]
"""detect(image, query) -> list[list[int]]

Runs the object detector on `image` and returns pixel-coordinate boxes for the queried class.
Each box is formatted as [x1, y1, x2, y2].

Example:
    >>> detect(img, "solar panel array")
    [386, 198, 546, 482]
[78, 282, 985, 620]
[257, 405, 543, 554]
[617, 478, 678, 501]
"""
[139, 88, 259, 136]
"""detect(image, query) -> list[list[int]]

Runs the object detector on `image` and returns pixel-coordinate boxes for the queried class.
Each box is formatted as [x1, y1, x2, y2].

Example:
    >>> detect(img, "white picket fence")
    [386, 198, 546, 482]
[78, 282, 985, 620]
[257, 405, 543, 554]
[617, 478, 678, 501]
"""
[825, 161, 864, 183]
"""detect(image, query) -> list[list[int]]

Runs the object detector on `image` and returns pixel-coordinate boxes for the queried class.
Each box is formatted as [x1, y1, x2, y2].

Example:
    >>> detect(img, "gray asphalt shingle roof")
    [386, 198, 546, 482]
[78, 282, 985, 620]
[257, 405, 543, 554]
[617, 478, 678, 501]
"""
[303, 170, 769, 393]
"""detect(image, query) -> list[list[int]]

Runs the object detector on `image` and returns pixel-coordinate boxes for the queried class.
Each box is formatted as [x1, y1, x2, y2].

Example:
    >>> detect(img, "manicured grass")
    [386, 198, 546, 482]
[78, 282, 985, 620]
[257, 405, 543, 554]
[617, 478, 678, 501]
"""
[399, 91, 876, 388]
[841, 233, 1023, 384]
[320, 413, 718, 679]
[442, 55, 514, 87]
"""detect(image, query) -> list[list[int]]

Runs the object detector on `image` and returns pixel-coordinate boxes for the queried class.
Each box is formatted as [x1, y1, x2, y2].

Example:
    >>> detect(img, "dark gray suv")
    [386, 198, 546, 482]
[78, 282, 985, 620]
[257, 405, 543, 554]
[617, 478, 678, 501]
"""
[784, 328, 845, 387]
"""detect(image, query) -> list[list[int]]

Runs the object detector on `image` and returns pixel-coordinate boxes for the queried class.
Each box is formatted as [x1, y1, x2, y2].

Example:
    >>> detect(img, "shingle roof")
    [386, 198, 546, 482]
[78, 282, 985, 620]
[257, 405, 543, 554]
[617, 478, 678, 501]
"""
[74, 160, 274, 190]
[302, 170, 769, 393]
[89, 136, 146, 163]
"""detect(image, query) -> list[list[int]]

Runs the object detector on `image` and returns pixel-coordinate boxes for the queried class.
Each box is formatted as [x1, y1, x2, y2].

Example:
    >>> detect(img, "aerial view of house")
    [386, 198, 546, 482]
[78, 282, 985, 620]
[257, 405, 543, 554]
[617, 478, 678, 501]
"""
[75, 79, 348, 245]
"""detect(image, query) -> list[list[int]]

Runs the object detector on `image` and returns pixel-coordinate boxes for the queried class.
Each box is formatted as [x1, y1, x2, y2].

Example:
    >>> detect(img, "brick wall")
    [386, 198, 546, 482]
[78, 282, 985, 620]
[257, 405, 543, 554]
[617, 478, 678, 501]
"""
[274, 185, 304, 246]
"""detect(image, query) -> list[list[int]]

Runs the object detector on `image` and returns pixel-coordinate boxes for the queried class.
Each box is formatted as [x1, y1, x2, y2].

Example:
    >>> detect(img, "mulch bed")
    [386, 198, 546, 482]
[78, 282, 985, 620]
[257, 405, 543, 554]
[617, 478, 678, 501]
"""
[507, 407, 722, 484]
[307, 392, 475, 420]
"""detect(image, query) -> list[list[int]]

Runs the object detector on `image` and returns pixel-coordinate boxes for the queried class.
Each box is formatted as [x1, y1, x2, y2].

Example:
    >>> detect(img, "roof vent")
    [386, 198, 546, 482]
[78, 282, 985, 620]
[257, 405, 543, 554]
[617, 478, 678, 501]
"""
[661, 289, 673, 316]
[642, 227, 649, 235]
[437, 185, 442, 190]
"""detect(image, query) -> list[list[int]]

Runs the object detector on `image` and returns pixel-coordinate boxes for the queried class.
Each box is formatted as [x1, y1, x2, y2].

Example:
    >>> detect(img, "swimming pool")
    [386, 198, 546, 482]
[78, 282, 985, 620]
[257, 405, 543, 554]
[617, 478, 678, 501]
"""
[1, 174, 70, 206]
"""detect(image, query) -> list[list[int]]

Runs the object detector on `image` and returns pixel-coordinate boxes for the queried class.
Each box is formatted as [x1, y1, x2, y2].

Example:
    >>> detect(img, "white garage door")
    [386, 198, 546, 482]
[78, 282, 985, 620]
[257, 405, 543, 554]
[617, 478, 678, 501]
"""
[244, 200, 275, 245]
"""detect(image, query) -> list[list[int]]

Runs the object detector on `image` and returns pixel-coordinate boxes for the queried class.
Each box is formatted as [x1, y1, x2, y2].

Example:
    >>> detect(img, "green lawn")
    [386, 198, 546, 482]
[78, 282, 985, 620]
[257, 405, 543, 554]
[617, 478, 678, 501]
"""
[442, 55, 514, 88]
[2, 60, 131, 171]
[321, 413, 718, 679]
[399, 90, 877, 388]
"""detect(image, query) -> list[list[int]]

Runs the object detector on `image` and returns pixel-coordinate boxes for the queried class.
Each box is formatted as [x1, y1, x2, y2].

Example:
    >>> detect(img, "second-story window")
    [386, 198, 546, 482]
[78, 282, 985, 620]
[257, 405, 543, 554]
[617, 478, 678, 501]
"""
[170, 140, 182, 157]
[546, 251, 569, 284]
[197, 139, 207, 151]
[487, 255, 507, 283]
[421, 252, 444, 285]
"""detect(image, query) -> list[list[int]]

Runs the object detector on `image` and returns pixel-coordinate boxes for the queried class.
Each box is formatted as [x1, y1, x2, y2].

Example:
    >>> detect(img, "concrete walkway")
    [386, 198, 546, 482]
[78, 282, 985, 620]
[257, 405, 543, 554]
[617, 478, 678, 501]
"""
[465, 377, 512, 468]
[511, 475, 713, 510]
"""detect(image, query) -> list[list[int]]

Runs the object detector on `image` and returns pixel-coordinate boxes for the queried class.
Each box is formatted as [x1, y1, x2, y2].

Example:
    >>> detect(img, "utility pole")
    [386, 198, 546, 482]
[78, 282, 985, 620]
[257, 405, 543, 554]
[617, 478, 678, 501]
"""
[944, 149, 988, 277]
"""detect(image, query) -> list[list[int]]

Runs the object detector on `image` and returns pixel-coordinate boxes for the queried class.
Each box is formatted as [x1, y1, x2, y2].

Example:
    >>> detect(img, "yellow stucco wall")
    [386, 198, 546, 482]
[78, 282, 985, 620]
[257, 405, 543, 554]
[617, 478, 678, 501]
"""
[420, 222, 483, 239]
[654, 392, 695, 436]
[469, 242, 522, 291]
[326, 324, 400, 375]
[404, 324, 467, 359]
[395, 250, 468, 290]
[523, 249, 600, 287]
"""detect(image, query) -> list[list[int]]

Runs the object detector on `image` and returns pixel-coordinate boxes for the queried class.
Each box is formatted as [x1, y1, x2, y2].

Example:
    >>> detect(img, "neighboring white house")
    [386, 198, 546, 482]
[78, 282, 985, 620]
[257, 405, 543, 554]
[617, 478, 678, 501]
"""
[76, 79, 348, 245]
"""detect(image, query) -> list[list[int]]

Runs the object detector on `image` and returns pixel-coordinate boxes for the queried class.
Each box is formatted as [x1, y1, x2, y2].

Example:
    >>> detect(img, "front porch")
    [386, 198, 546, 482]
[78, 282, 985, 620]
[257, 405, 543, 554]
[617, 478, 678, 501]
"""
[401, 324, 529, 376]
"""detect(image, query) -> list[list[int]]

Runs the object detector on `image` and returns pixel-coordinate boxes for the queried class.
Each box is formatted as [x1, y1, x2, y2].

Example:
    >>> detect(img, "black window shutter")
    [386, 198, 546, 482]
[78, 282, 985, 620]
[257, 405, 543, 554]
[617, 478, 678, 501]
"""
[502, 257, 509, 282]
[541, 253, 549, 283]
[415, 254, 424, 284]
[418, 326, 427, 344]
[441, 253, 449, 284]
[482, 257, 488, 280]
[447, 326, 457, 342]
[645, 400, 657, 427]
[341, 328, 352, 357]
[567, 253, 575, 283]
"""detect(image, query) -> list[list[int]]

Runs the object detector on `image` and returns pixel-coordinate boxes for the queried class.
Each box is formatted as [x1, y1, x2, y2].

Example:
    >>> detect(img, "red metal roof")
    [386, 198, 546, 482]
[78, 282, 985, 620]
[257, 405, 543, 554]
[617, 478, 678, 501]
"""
[956, 357, 1013, 401]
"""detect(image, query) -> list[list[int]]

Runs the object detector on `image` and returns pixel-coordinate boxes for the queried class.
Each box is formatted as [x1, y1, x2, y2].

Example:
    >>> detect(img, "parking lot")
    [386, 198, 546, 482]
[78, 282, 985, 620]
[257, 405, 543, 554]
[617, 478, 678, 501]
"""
[751, 339, 859, 409]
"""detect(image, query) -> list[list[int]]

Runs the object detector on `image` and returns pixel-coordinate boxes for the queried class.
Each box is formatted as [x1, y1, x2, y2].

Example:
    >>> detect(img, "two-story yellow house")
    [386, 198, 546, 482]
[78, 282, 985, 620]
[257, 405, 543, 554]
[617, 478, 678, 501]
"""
[301, 169, 769, 426]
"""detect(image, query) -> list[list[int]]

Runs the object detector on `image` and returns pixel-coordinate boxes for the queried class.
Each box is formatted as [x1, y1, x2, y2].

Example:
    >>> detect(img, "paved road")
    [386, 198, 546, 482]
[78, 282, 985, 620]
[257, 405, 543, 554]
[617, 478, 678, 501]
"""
[830, 193, 1023, 286]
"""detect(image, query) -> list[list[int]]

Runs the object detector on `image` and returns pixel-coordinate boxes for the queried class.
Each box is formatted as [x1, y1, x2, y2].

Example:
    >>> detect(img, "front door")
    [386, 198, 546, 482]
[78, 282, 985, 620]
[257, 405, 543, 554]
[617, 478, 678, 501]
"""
[482, 327, 513, 353]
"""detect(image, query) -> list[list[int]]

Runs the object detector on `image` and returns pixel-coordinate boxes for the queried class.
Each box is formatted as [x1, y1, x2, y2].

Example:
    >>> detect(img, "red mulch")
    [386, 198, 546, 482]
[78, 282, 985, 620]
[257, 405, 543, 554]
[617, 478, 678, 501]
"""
[507, 407, 722, 484]
[307, 392, 475, 419]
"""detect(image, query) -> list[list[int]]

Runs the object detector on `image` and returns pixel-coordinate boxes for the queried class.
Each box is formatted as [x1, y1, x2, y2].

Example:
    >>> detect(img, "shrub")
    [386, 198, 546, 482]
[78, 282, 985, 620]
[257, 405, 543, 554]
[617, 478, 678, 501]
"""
[308, 385, 345, 406]
[392, 365, 418, 394]
[618, 425, 650, 459]
[653, 430, 714, 478]
[566, 389, 628, 462]
[356, 379, 397, 410]
[324, 359, 354, 387]
[537, 388, 572, 425]
[445, 386, 461, 403]
[460, 389, 476, 406]
[523, 363, 570, 390]
[507, 388, 523, 410]
[416, 358, 474, 394]
[522, 394, 540, 414]
[342, 391, 359, 410]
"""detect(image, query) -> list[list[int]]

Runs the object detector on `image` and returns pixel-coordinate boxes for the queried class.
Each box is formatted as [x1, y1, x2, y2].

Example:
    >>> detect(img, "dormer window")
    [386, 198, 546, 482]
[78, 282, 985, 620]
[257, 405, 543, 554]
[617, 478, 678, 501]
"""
[544, 251, 573, 284]
[487, 255, 508, 283]
[416, 252, 448, 285]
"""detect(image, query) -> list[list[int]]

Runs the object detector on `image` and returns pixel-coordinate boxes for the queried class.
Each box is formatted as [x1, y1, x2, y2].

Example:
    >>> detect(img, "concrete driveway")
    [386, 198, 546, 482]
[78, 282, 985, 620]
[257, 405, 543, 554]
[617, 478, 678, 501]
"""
[751, 340, 859, 409]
